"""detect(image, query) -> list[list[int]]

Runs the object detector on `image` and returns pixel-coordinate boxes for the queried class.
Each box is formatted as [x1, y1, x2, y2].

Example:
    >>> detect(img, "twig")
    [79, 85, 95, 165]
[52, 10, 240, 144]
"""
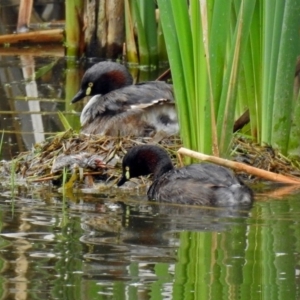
[0, 29, 64, 44]
[178, 147, 300, 184]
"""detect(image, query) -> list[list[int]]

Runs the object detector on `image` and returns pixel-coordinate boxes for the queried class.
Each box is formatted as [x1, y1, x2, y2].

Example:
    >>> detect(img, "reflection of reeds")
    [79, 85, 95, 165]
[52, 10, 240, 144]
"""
[21, 55, 45, 144]
[0, 131, 4, 160]
[10, 160, 16, 210]
[62, 166, 67, 202]
[59, 167, 69, 227]
[256, 184, 300, 199]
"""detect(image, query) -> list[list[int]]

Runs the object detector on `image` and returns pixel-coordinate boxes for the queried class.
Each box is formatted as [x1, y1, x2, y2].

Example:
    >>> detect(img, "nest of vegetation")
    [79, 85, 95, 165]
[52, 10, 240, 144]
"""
[1, 129, 300, 189]
[0, 129, 182, 188]
[232, 135, 300, 179]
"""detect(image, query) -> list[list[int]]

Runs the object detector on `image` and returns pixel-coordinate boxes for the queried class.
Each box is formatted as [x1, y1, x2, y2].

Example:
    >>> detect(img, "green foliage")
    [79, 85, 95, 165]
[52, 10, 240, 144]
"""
[27, 59, 59, 82]
[65, 0, 84, 57]
[125, 0, 166, 65]
[263, 0, 300, 155]
[57, 111, 72, 131]
[158, 0, 256, 156]
[158, 0, 300, 157]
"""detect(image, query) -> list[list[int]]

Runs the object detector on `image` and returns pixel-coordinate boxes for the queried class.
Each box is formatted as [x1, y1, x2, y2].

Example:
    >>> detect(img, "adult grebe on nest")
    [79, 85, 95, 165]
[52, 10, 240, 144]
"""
[72, 61, 178, 137]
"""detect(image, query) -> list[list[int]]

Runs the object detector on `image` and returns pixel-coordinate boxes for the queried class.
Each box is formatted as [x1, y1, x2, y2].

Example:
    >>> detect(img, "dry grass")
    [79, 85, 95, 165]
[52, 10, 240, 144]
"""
[1, 130, 300, 190]
[232, 135, 300, 179]
[1, 129, 181, 187]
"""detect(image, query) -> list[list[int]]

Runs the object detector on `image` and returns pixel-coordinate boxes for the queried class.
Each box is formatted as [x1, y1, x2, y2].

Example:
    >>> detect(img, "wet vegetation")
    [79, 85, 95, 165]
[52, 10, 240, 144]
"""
[1, 2, 300, 299]
[158, 1, 300, 158]
[0, 130, 300, 192]
[0, 130, 180, 188]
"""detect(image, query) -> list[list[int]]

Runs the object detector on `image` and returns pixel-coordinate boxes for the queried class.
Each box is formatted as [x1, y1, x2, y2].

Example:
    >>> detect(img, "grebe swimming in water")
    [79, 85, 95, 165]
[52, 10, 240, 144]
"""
[118, 145, 253, 206]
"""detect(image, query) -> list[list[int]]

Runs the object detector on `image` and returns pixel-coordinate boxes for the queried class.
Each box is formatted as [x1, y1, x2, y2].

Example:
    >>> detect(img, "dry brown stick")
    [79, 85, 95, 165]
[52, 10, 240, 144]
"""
[0, 29, 64, 44]
[0, 46, 64, 57]
[178, 147, 300, 184]
[28, 175, 57, 182]
[156, 68, 171, 81]
[233, 109, 250, 132]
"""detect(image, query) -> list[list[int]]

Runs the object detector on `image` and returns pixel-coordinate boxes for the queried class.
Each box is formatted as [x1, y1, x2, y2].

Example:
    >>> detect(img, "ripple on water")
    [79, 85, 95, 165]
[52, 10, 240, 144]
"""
[0, 182, 299, 298]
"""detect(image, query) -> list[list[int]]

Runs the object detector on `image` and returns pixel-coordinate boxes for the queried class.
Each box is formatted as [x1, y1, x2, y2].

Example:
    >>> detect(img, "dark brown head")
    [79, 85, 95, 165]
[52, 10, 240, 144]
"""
[117, 145, 174, 186]
[71, 61, 133, 103]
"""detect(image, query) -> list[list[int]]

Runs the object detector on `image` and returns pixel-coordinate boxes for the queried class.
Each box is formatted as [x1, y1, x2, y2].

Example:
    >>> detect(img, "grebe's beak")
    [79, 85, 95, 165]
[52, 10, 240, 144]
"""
[118, 166, 130, 186]
[71, 89, 85, 103]
[117, 175, 127, 186]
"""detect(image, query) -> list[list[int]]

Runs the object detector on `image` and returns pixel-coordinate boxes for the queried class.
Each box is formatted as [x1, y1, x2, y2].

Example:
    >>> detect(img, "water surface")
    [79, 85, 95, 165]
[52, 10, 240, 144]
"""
[0, 53, 167, 160]
[0, 186, 299, 299]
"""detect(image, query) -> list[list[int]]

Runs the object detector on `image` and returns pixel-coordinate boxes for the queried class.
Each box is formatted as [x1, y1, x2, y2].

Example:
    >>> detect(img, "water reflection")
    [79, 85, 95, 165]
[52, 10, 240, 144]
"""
[0, 54, 170, 160]
[0, 186, 299, 299]
[0, 54, 67, 159]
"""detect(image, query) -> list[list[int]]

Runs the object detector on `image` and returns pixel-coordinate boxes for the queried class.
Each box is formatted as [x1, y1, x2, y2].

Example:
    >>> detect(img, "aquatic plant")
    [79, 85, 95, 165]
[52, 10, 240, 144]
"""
[65, 0, 84, 57]
[125, 0, 167, 65]
[57, 111, 72, 131]
[157, 0, 300, 158]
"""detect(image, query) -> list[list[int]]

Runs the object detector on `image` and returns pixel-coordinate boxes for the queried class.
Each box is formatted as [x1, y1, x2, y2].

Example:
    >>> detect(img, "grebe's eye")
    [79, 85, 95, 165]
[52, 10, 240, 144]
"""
[125, 166, 130, 179]
[86, 82, 93, 95]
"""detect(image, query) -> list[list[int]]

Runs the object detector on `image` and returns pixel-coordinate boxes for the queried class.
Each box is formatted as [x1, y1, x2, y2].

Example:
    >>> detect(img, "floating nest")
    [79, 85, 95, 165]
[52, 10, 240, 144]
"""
[1, 129, 182, 188]
[1, 129, 300, 190]
[232, 135, 300, 179]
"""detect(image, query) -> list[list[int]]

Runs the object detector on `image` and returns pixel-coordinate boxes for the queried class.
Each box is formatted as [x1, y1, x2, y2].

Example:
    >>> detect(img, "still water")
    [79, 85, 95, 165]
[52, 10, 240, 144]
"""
[0, 186, 300, 299]
[0, 54, 300, 299]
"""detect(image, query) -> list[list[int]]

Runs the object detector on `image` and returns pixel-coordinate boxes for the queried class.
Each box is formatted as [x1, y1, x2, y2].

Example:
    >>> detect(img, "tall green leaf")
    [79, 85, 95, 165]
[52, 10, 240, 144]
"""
[217, 0, 256, 155]
[157, 0, 192, 150]
[271, 0, 300, 153]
